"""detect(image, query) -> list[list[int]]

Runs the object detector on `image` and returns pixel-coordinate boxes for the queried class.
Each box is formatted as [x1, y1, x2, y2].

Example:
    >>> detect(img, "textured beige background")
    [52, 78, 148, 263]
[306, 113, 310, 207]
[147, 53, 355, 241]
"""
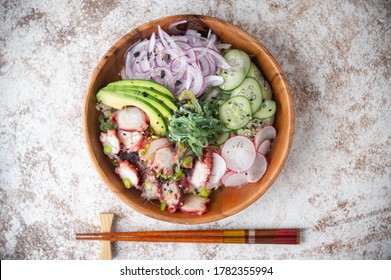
[0, 0, 390, 259]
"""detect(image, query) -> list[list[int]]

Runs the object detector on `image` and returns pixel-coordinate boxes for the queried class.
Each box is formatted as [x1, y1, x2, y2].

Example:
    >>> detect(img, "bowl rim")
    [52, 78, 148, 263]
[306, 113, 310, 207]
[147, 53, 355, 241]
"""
[83, 14, 294, 224]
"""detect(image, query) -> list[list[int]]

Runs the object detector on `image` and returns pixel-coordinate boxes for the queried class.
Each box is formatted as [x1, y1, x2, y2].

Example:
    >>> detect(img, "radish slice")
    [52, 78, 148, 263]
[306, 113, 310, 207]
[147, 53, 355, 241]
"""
[221, 136, 256, 172]
[206, 153, 227, 189]
[254, 126, 276, 150]
[257, 139, 271, 155]
[245, 153, 268, 183]
[220, 170, 236, 183]
[221, 171, 248, 187]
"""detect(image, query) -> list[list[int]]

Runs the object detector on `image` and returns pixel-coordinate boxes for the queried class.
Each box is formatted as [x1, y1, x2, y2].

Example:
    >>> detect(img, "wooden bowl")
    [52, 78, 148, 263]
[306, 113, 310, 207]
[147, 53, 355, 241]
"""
[84, 15, 294, 224]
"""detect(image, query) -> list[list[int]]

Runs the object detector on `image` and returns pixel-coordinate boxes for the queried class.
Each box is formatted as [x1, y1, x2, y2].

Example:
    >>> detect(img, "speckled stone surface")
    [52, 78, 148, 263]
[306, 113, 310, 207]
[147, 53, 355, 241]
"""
[1, 0, 390, 260]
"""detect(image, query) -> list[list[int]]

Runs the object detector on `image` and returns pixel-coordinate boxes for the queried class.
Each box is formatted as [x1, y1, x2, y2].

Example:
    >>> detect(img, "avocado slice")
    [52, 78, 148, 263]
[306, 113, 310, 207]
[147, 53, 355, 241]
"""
[106, 84, 177, 112]
[107, 79, 174, 99]
[99, 87, 172, 120]
[96, 90, 167, 136]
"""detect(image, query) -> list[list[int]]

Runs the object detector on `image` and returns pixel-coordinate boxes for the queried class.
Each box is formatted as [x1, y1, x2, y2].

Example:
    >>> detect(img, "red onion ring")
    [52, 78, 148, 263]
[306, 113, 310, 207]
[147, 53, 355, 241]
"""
[124, 24, 231, 97]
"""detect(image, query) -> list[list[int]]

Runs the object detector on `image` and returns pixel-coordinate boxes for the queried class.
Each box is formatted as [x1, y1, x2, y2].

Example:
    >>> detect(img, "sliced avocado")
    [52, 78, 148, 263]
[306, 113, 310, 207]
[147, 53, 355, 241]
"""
[107, 79, 174, 99]
[96, 90, 167, 136]
[99, 87, 172, 120]
[106, 84, 177, 112]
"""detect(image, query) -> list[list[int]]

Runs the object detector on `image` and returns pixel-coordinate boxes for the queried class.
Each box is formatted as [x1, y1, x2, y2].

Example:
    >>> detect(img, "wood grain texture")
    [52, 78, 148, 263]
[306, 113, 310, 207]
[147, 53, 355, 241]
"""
[83, 15, 294, 224]
[99, 213, 114, 260]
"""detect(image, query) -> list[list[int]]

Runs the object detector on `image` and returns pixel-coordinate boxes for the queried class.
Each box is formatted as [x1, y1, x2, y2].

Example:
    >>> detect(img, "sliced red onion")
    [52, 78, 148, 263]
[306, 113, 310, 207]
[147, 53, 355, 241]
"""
[140, 57, 151, 72]
[206, 29, 212, 39]
[168, 20, 187, 35]
[185, 29, 201, 37]
[205, 75, 224, 87]
[124, 24, 231, 97]
[148, 32, 156, 54]
[198, 56, 211, 76]
[215, 43, 231, 50]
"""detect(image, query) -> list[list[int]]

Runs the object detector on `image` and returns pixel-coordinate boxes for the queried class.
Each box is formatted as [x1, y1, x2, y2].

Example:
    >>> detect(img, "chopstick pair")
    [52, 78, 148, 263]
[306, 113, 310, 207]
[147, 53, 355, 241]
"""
[76, 229, 300, 244]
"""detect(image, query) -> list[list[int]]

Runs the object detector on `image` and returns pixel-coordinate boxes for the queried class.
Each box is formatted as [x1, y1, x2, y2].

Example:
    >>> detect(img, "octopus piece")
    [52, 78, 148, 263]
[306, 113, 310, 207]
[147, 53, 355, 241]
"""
[205, 152, 227, 190]
[189, 160, 210, 189]
[139, 137, 171, 164]
[203, 146, 214, 167]
[99, 129, 120, 158]
[117, 150, 145, 175]
[114, 160, 141, 190]
[151, 146, 176, 177]
[161, 180, 183, 213]
[110, 106, 149, 132]
[178, 175, 191, 194]
[188, 147, 214, 189]
[141, 172, 162, 201]
[117, 130, 147, 152]
[180, 194, 210, 216]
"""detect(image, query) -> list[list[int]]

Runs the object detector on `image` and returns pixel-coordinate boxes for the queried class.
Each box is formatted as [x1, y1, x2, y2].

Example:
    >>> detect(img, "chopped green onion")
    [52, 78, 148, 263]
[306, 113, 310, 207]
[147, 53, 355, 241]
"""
[160, 201, 166, 212]
[140, 143, 150, 156]
[198, 188, 210, 200]
[103, 144, 112, 155]
[122, 178, 132, 189]
[156, 171, 167, 180]
[182, 156, 194, 169]
[172, 168, 184, 181]
[156, 168, 184, 181]
[99, 115, 114, 132]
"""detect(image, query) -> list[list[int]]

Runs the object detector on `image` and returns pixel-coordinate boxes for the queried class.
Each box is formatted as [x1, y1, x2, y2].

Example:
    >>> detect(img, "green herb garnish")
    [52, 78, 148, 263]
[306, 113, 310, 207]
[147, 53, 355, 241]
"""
[167, 91, 224, 158]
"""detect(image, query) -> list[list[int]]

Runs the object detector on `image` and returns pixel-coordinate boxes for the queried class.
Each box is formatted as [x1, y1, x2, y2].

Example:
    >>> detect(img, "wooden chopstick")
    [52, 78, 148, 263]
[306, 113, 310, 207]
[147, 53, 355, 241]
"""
[76, 229, 300, 245]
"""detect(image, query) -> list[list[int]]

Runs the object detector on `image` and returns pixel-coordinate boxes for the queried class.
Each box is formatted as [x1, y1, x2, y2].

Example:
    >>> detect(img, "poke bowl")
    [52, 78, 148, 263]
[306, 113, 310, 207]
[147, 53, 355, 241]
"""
[83, 15, 294, 224]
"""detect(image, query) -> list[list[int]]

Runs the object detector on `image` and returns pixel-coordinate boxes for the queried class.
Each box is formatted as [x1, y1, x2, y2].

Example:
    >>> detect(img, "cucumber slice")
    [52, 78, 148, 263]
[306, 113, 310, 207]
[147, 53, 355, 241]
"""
[200, 87, 229, 103]
[236, 119, 251, 135]
[253, 100, 276, 120]
[219, 49, 251, 91]
[247, 62, 273, 100]
[230, 77, 263, 113]
[219, 96, 252, 130]
[252, 115, 275, 129]
[215, 132, 230, 145]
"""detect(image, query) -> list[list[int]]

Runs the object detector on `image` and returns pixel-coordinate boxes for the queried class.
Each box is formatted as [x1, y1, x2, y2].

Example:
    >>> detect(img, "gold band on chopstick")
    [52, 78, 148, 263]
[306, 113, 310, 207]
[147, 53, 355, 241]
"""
[223, 230, 247, 244]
